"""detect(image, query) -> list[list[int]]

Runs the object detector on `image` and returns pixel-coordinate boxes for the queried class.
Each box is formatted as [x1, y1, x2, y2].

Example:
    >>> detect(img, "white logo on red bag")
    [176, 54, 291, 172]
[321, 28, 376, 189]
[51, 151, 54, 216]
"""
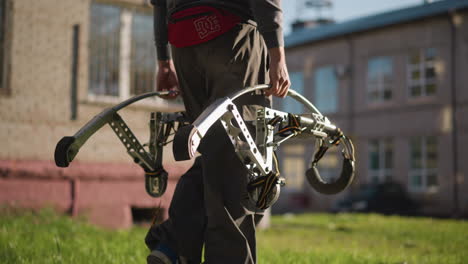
[194, 15, 221, 39]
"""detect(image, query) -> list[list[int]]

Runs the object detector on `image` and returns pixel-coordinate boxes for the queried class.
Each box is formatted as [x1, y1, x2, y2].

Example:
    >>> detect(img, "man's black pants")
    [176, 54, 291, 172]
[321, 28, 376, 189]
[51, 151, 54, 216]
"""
[146, 23, 270, 264]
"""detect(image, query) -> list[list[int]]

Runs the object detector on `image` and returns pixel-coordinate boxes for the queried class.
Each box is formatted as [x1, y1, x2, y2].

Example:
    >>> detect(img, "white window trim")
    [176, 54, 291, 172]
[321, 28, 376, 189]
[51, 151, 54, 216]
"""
[368, 139, 393, 183]
[366, 57, 393, 104]
[86, 4, 184, 110]
[406, 49, 437, 98]
[408, 136, 438, 193]
[87, 5, 167, 108]
[119, 10, 132, 101]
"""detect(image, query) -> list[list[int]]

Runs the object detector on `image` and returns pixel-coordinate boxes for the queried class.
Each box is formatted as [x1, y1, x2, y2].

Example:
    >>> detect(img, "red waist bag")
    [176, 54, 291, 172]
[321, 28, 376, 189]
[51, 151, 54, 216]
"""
[168, 6, 241, 48]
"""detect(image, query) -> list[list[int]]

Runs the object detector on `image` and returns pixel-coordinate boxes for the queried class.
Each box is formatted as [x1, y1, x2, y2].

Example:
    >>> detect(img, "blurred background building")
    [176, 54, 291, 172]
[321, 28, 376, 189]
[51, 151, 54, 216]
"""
[274, 0, 468, 217]
[0, 0, 467, 229]
[0, 0, 190, 228]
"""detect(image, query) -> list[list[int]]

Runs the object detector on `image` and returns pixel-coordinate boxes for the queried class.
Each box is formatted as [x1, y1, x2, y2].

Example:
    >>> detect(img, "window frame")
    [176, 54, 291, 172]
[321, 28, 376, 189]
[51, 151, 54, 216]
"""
[367, 138, 393, 183]
[313, 65, 338, 114]
[408, 136, 438, 193]
[0, 0, 11, 96]
[88, 1, 157, 103]
[406, 48, 437, 99]
[130, 10, 157, 96]
[366, 56, 394, 104]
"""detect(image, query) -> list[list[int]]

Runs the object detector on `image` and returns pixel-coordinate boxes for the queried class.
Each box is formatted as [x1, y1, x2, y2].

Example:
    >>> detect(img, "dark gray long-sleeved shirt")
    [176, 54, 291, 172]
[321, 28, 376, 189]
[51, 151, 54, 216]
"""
[151, 0, 284, 60]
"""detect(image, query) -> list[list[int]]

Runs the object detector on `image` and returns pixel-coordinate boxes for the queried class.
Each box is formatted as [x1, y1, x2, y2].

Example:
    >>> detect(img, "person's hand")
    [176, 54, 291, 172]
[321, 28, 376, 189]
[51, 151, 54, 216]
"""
[156, 60, 180, 99]
[266, 47, 290, 98]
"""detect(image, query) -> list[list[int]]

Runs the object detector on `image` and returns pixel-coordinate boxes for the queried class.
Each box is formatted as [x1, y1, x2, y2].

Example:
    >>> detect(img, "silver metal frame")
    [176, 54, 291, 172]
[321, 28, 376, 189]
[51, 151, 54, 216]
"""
[55, 85, 355, 201]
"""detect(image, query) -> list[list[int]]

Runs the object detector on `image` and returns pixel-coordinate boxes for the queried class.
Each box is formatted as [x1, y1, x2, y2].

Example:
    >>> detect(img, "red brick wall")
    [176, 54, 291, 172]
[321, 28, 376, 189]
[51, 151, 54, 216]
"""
[0, 159, 192, 228]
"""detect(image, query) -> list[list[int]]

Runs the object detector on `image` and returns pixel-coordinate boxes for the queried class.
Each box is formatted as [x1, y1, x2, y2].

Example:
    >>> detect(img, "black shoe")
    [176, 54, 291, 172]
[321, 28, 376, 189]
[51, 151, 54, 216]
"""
[147, 250, 173, 264]
[147, 244, 177, 264]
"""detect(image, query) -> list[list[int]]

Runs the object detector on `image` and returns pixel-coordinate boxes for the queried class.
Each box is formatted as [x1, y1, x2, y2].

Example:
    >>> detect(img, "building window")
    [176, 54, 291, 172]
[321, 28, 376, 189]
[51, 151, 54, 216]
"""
[89, 3, 156, 99]
[367, 56, 393, 103]
[89, 3, 121, 97]
[282, 72, 304, 113]
[407, 48, 437, 97]
[316, 147, 340, 183]
[314, 66, 338, 113]
[0, 0, 7, 93]
[409, 136, 438, 192]
[368, 139, 393, 183]
[282, 145, 305, 190]
[130, 12, 156, 95]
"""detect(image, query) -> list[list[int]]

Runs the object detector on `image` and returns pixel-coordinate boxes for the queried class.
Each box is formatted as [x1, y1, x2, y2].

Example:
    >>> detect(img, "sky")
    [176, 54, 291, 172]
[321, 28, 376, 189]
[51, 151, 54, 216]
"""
[283, 0, 432, 35]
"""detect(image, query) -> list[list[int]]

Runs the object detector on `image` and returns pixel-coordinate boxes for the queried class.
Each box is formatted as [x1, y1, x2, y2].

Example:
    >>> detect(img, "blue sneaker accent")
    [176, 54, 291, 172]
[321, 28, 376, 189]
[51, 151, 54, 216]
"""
[155, 244, 177, 264]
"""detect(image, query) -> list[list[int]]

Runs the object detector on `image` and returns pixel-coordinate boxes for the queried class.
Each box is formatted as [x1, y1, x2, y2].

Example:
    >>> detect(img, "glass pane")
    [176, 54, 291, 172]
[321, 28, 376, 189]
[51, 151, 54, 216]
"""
[383, 74, 393, 83]
[0, 0, 3, 40]
[89, 3, 121, 96]
[384, 140, 393, 169]
[409, 52, 421, 65]
[369, 140, 379, 170]
[410, 86, 421, 97]
[368, 90, 379, 102]
[283, 157, 305, 189]
[425, 84, 436, 97]
[411, 158, 422, 169]
[427, 155, 437, 169]
[427, 173, 438, 187]
[367, 59, 380, 77]
[314, 66, 338, 113]
[367, 57, 393, 102]
[410, 174, 422, 188]
[0, 0, 4, 88]
[410, 138, 422, 169]
[425, 48, 436, 61]
[318, 151, 340, 182]
[410, 137, 422, 149]
[427, 137, 437, 152]
[411, 70, 421, 80]
[367, 79, 379, 87]
[290, 72, 304, 94]
[426, 137, 438, 169]
[425, 67, 436, 79]
[383, 89, 392, 100]
[318, 153, 339, 168]
[283, 72, 304, 113]
[131, 11, 156, 95]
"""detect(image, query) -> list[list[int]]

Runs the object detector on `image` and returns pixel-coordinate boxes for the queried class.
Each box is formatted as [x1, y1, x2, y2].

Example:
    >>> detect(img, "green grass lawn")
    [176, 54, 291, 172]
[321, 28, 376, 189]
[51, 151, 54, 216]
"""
[1, 209, 467, 263]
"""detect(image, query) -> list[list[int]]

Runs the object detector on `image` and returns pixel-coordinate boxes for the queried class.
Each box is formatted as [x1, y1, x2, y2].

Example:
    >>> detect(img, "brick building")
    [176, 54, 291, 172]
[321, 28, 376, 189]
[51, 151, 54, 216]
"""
[274, 0, 468, 217]
[0, 0, 192, 228]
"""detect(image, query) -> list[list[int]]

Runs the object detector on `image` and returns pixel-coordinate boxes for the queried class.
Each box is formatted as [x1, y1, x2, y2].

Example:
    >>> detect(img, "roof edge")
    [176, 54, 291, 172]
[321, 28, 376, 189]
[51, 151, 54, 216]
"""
[285, 0, 468, 48]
